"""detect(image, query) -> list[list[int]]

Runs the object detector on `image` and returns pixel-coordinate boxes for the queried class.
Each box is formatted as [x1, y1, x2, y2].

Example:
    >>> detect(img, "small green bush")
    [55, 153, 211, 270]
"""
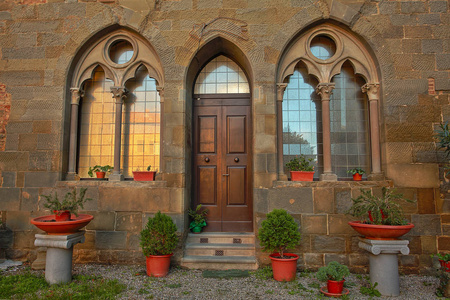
[285, 155, 315, 172]
[140, 211, 178, 256]
[258, 209, 301, 258]
[42, 188, 92, 216]
[316, 261, 350, 282]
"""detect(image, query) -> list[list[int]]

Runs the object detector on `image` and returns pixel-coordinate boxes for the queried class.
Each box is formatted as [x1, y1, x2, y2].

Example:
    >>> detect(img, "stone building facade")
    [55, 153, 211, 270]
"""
[0, 0, 449, 274]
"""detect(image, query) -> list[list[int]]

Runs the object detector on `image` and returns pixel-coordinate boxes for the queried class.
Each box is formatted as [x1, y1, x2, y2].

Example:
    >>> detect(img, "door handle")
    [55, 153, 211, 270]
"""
[222, 174, 229, 176]
[205, 157, 210, 162]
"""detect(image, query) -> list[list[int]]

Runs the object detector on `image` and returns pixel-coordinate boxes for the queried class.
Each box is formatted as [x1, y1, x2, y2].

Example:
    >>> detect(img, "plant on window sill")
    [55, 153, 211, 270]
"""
[347, 168, 366, 181]
[286, 155, 315, 181]
[88, 165, 113, 179]
[133, 165, 157, 181]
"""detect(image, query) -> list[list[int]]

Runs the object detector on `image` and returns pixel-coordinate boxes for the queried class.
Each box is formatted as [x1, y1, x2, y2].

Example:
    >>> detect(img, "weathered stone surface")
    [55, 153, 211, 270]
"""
[301, 214, 327, 234]
[24, 172, 58, 187]
[334, 187, 352, 214]
[312, 235, 346, 253]
[268, 187, 313, 214]
[313, 188, 334, 214]
[328, 214, 354, 235]
[1, 172, 16, 187]
[95, 231, 127, 250]
[386, 164, 439, 188]
[115, 212, 142, 232]
[86, 211, 116, 231]
[410, 214, 441, 236]
[0, 188, 21, 210]
[98, 187, 170, 212]
[6, 211, 32, 231]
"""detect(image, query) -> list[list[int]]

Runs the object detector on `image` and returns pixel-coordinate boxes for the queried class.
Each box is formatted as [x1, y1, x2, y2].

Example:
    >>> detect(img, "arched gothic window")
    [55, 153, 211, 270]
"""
[277, 24, 381, 181]
[67, 30, 164, 181]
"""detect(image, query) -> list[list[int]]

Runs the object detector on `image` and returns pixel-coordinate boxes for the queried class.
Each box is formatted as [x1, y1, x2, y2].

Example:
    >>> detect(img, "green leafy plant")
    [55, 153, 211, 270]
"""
[360, 281, 381, 297]
[140, 211, 179, 256]
[253, 266, 273, 280]
[188, 204, 208, 230]
[42, 188, 92, 216]
[316, 261, 350, 282]
[258, 209, 301, 258]
[285, 155, 315, 172]
[346, 187, 414, 225]
[347, 168, 365, 175]
[432, 253, 450, 262]
[88, 165, 113, 177]
[147, 165, 152, 171]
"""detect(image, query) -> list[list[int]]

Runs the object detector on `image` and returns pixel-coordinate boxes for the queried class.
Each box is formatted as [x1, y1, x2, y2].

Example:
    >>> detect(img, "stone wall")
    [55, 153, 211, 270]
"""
[0, 0, 448, 273]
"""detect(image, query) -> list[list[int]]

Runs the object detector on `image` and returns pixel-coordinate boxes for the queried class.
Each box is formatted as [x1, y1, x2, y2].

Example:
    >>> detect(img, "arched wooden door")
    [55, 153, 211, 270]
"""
[193, 94, 253, 232]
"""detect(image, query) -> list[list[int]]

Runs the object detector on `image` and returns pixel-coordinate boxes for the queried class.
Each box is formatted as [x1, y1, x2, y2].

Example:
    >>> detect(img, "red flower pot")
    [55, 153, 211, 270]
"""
[348, 221, 414, 240]
[54, 210, 71, 222]
[146, 254, 173, 277]
[96, 172, 105, 178]
[327, 279, 345, 294]
[269, 253, 299, 282]
[439, 260, 450, 272]
[290, 171, 314, 181]
[133, 171, 156, 181]
[352, 173, 362, 181]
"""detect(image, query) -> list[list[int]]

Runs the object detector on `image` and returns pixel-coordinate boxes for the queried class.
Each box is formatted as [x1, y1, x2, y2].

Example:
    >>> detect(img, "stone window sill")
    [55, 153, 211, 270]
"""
[57, 180, 167, 188]
[273, 180, 392, 188]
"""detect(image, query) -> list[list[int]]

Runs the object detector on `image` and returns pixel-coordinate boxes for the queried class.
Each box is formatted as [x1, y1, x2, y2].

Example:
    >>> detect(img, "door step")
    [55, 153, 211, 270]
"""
[181, 232, 258, 270]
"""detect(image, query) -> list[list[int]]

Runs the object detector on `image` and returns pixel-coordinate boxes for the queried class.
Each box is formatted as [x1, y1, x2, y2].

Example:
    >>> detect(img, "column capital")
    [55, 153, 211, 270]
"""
[361, 83, 380, 101]
[156, 86, 164, 103]
[110, 86, 127, 104]
[276, 83, 287, 102]
[70, 88, 83, 105]
[315, 83, 335, 100]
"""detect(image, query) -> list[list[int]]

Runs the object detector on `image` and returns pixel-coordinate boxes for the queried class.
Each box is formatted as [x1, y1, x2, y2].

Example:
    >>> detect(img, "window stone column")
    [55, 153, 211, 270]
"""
[362, 83, 384, 180]
[316, 83, 337, 181]
[277, 83, 288, 181]
[109, 86, 127, 181]
[67, 88, 83, 181]
[157, 86, 164, 174]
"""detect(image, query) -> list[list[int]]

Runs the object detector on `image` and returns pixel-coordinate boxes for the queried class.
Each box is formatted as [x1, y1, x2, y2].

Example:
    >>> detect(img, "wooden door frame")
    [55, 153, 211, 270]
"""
[192, 93, 253, 232]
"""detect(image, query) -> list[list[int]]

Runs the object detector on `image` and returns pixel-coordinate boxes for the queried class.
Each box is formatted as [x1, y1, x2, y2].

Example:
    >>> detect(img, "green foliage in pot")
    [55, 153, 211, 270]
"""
[347, 168, 365, 175]
[140, 211, 178, 256]
[316, 261, 350, 282]
[42, 188, 92, 216]
[433, 253, 450, 262]
[258, 209, 301, 258]
[88, 165, 113, 177]
[285, 155, 315, 172]
[188, 204, 208, 229]
[347, 187, 414, 225]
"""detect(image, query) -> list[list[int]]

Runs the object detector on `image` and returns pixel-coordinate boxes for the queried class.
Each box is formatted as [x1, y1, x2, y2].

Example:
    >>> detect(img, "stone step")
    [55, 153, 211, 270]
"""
[186, 232, 255, 245]
[180, 255, 258, 270]
[184, 243, 255, 257]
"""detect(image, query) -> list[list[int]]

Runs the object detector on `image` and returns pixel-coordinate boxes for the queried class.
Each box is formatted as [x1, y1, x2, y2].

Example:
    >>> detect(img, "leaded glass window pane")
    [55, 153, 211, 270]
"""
[330, 62, 370, 178]
[282, 65, 322, 178]
[194, 56, 249, 94]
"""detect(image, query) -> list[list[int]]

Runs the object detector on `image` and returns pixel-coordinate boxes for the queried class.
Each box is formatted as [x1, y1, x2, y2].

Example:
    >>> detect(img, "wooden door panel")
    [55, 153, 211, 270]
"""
[226, 166, 246, 205]
[197, 166, 217, 205]
[227, 116, 246, 153]
[199, 116, 216, 153]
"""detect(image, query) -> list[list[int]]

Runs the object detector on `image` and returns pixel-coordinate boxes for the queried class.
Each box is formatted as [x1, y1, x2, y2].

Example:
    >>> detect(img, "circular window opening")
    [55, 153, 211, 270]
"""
[109, 40, 134, 64]
[310, 35, 336, 60]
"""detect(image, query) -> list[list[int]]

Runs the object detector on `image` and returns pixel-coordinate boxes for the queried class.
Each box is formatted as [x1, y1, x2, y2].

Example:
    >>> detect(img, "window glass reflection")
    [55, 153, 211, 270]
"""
[310, 35, 336, 60]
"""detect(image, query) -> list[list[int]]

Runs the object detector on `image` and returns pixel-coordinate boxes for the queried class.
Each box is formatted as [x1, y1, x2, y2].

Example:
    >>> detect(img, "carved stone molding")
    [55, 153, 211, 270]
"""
[362, 83, 380, 101]
[70, 88, 83, 105]
[110, 86, 127, 104]
[156, 86, 164, 103]
[315, 83, 335, 100]
[276, 83, 287, 102]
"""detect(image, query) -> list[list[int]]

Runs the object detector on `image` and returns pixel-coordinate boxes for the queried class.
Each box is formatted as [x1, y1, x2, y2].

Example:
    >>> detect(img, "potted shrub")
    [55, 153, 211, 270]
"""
[140, 211, 178, 277]
[433, 253, 450, 272]
[258, 209, 301, 281]
[31, 188, 94, 234]
[88, 165, 113, 179]
[316, 261, 350, 295]
[285, 155, 315, 181]
[347, 187, 415, 239]
[133, 165, 157, 181]
[188, 204, 208, 233]
[347, 168, 365, 181]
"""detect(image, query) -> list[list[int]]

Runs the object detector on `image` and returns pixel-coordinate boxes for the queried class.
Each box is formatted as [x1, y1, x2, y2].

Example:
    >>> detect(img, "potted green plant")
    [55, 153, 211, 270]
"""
[347, 187, 415, 239]
[347, 168, 365, 181]
[188, 204, 208, 233]
[285, 155, 315, 181]
[42, 188, 92, 221]
[258, 209, 301, 282]
[140, 211, 178, 277]
[88, 165, 113, 179]
[133, 165, 157, 181]
[433, 253, 450, 272]
[316, 261, 350, 295]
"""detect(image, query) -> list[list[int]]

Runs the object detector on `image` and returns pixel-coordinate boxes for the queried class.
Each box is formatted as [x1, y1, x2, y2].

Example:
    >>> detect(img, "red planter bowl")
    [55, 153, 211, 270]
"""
[352, 173, 362, 181]
[146, 254, 173, 277]
[348, 221, 414, 240]
[133, 171, 156, 181]
[269, 253, 299, 282]
[31, 214, 93, 235]
[290, 171, 314, 181]
[54, 210, 71, 222]
[327, 279, 345, 294]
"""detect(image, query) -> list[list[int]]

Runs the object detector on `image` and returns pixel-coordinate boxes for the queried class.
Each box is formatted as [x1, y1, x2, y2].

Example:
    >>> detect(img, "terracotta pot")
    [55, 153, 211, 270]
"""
[96, 172, 105, 178]
[439, 260, 450, 272]
[352, 173, 362, 181]
[54, 210, 71, 222]
[146, 254, 173, 277]
[133, 171, 156, 181]
[290, 171, 314, 181]
[269, 253, 299, 282]
[327, 279, 345, 294]
[31, 214, 93, 235]
[348, 221, 414, 240]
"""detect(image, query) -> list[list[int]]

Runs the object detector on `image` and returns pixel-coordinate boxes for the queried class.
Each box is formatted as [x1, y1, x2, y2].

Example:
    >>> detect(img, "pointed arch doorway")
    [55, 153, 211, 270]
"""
[192, 55, 253, 232]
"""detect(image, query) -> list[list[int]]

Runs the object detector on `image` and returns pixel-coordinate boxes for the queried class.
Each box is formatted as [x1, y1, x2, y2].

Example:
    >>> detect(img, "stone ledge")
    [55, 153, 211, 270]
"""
[55, 180, 167, 188]
[272, 180, 393, 188]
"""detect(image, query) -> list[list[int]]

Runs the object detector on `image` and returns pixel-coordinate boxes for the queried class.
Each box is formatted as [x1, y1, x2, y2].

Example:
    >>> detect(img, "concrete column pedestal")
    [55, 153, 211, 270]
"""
[34, 231, 85, 284]
[358, 238, 410, 296]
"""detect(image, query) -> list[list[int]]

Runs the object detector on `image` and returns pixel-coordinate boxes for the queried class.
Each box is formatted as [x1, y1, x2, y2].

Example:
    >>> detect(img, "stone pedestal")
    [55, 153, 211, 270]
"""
[358, 238, 410, 297]
[34, 231, 85, 284]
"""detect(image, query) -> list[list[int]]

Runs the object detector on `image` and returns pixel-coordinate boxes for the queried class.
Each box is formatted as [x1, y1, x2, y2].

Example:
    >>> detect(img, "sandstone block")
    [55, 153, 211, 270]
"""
[405, 26, 432, 39]
[438, 236, 450, 251]
[437, 54, 450, 70]
[1, 172, 16, 187]
[268, 187, 313, 214]
[303, 253, 323, 267]
[328, 214, 354, 235]
[421, 236, 437, 254]
[95, 231, 127, 250]
[13, 231, 35, 249]
[324, 254, 348, 266]
[410, 214, 441, 236]
[334, 187, 352, 214]
[301, 214, 327, 234]
[86, 211, 115, 231]
[417, 188, 437, 214]
[6, 211, 32, 231]
[401, 1, 426, 14]
[115, 212, 142, 232]
[430, 1, 448, 13]
[313, 188, 334, 213]
[386, 164, 439, 188]
[24, 172, 58, 187]
[98, 187, 170, 212]
[20, 188, 39, 211]
[312, 235, 346, 253]
[0, 188, 20, 210]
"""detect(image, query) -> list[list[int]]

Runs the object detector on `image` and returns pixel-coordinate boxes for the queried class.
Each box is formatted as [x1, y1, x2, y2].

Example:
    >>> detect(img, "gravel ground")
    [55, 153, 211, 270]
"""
[2, 264, 442, 299]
